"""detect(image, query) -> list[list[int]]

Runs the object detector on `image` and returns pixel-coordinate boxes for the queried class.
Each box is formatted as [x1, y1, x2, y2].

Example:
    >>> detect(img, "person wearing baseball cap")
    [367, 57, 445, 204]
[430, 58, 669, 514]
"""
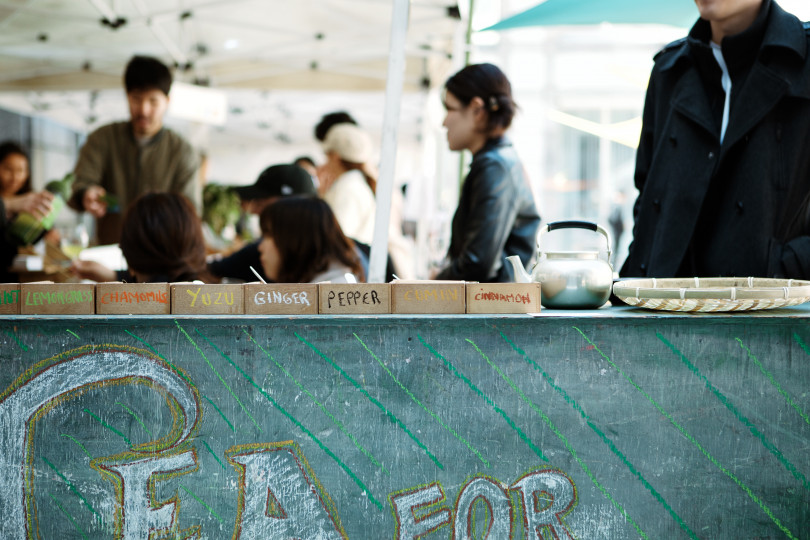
[207, 163, 318, 282]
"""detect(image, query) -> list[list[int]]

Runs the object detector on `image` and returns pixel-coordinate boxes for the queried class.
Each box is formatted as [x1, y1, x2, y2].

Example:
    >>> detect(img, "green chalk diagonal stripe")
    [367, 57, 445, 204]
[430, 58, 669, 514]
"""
[575, 328, 796, 540]
[201, 440, 228, 472]
[239, 329, 383, 510]
[125, 328, 237, 434]
[115, 402, 153, 438]
[84, 408, 131, 446]
[175, 321, 262, 433]
[180, 485, 224, 524]
[297, 331, 443, 470]
[203, 395, 236, 433]
[199, 330, 386, 474]
[60, 434, 92, 460]
[500, 331, 698, 540]
[467, 338, 648, 539]
[48, 492, 88, 540]
[66, 329, 80, 340]
[418, 334, 548, 463]
[741, 337, 810, 427]
[354, 333, 490, 468]
[659, 332, 810, 493]
[6, 329, 28, 351]
[42, 456, 101, 520]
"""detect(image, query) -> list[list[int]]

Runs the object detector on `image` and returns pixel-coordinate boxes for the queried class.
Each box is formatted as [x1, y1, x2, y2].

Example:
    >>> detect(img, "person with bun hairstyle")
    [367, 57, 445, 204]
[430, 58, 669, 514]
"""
[258, 195, 364, 283]
[436, 63, 540, 282]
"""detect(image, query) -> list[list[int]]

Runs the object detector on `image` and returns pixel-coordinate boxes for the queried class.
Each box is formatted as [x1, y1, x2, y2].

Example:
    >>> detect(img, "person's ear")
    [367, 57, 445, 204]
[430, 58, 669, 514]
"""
[470, 96, 485, 114]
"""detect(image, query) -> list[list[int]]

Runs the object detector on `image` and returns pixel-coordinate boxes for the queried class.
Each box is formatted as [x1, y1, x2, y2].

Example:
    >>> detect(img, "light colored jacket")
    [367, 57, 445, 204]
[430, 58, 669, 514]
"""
[70, 121, 200, 245]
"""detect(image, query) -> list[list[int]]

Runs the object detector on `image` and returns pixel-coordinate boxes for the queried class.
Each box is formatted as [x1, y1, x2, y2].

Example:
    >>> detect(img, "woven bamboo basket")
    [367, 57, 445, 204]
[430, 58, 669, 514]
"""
[612, 277, 810, 312]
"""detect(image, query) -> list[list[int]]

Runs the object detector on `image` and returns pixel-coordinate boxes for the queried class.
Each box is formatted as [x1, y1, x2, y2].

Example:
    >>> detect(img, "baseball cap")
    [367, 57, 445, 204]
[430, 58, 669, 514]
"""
[233, 164, 317, 200]
[322, 123, 373, 164]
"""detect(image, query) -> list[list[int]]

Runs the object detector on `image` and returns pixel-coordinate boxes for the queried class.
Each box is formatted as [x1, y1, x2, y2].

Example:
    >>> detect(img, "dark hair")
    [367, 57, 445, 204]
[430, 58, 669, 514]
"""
[259, 196, 364, 283]
[120, 192, 206, 282]
[0, 140, 31, 194]
[124, 55, 173, 95]
[294, 155, 317, 169]
[445, 63, 517, 132]
[314, 111, 358, 142]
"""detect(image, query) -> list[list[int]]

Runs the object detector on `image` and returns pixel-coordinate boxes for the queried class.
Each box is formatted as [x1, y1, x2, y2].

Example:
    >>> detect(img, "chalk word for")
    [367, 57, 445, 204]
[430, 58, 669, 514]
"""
[185, 287, 235, 307]
[24, 290, 92, 306]
[403, 288, 459, 302]
[100, 291, 169, 305]
[327, 289, 381, 308]
[253, 290, 311, 306]
[0, 348, 577, 538]
[474, 291, 532, 304]
[390, 470, 577, 539]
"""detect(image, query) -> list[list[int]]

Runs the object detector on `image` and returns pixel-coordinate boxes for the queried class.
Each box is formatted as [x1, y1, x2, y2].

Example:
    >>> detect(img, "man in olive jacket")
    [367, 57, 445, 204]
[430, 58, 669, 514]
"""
[69, 56, 199, 245]
[621, 0, 810, 279]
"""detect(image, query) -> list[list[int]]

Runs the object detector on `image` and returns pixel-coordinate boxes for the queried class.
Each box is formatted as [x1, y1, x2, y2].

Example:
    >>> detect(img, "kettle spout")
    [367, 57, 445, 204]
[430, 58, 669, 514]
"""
[506, 255, 532, 283]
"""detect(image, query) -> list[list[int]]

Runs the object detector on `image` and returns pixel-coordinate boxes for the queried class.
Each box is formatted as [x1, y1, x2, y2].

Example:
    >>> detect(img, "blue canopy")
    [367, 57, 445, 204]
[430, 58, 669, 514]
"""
[483, 0, 699, 31]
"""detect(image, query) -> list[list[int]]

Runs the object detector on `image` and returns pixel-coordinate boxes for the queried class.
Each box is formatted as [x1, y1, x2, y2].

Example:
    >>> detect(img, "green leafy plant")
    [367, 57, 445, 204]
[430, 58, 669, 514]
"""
[202, 183, 242, 235]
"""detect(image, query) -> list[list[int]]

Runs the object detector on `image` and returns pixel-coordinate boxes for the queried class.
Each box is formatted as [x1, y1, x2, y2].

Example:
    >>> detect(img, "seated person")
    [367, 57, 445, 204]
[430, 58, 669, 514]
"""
[207, 164, 321, 282]
[258, 195, 364, 283]
[71, 192, 206, 282]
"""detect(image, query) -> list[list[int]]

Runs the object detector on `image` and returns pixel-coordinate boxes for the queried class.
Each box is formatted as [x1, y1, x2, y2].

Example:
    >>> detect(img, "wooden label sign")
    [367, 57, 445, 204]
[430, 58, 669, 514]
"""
[318, 283, 390, 314]
[96, 283, 170, 315]
[391, 281, 466, 314]
[245, 284, 318, 315]
[466, 283, 541, 314]
[171, 283, 244, 315]
[0, 283, 21, 314]
[20, 283, 95, 314]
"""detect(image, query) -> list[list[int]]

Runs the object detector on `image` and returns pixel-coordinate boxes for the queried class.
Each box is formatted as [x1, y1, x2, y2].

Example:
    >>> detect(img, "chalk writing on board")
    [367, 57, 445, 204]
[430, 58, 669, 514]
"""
[5, 345, 581, 537]
[403, 288, 458, 302]
[99, 291, 168, 305]
[473, 291, 532, 304]
[185, 287, 235, 307]
[1, 289, 19, 305]
[389, 470, 577, 538]
[253, 290, 311, 306]
[326, 289, 381, 308]
[24, 290, 93, 306]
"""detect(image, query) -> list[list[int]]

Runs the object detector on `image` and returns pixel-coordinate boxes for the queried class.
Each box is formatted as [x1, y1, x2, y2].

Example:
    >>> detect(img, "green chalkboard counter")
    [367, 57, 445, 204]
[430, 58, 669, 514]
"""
[1, 306, 808, 538]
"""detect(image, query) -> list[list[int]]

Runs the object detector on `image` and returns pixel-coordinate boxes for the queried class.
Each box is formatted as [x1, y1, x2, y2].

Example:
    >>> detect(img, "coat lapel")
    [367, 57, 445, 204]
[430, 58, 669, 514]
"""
[671, 68, 717, 139]
[720, 64, 790, 153]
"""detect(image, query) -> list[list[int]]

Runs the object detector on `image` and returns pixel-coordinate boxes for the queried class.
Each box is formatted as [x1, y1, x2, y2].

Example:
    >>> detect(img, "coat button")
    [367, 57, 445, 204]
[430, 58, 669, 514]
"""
[708, 151, 715, 159]
[653, 199, 661, 211]
[640, 263, 647, 271]
[736, 201, 744, 213]
[669, 135, 677, 147]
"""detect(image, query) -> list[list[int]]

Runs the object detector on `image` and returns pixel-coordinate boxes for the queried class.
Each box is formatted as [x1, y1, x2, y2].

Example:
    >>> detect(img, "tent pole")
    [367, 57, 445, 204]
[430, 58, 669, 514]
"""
[368, 0, 409, 283]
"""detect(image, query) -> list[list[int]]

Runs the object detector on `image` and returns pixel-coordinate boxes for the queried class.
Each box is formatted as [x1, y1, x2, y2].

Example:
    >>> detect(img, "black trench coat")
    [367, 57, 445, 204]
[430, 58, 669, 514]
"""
[621, 2, 810, 279]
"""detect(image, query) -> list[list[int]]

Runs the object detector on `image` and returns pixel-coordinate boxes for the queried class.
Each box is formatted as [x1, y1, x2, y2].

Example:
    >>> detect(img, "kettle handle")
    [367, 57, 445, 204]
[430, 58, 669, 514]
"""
[538, 220, 612, 260]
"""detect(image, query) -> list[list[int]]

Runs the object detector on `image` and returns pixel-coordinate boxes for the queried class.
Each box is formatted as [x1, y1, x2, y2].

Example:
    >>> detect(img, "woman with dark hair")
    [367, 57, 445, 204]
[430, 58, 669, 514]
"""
[71, 192, 207, 282]
[258, 195, 364, 283]
[0, 141, 55, 280]
[435, 63, 541, 283]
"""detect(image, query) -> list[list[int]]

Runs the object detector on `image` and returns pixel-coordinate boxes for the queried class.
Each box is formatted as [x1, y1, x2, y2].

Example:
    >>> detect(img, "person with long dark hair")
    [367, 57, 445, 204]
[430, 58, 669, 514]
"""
[435, 63, 541, 282]
[71, 192, 207, 283]
[258, 195, 364, 283]
[0, 141, 55, 281]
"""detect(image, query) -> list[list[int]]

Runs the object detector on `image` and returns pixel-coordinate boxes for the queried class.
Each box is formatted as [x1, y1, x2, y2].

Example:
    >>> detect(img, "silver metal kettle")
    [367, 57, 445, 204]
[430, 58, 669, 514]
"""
[518, 220, 613, 309]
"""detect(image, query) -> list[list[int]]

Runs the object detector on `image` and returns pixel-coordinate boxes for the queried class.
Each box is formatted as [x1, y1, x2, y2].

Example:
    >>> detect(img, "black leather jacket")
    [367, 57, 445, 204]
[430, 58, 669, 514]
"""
[437, 137, 541, 282]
